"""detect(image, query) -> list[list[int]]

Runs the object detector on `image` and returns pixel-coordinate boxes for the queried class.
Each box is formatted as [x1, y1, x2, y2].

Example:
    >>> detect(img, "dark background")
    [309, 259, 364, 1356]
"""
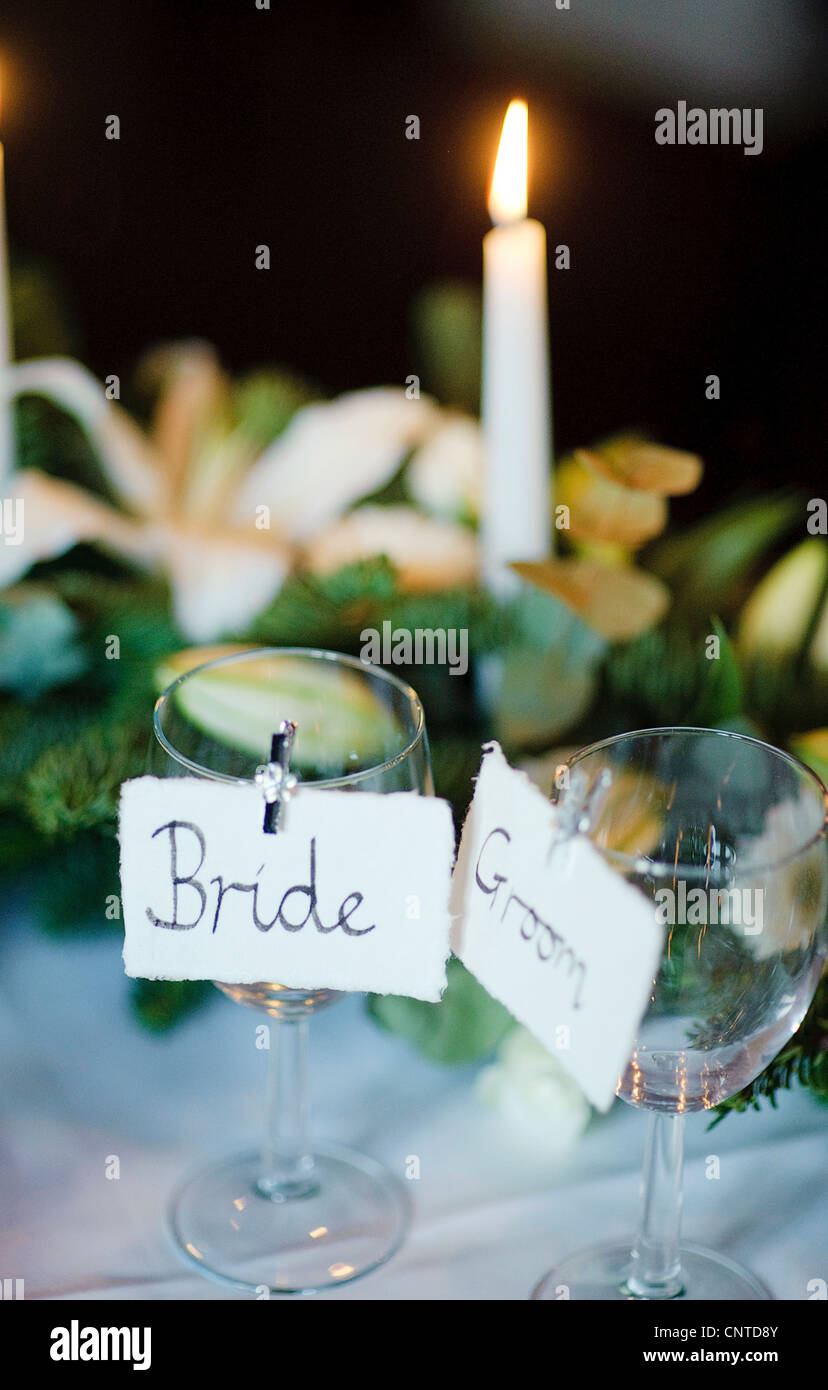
[0, 0, 826, 514]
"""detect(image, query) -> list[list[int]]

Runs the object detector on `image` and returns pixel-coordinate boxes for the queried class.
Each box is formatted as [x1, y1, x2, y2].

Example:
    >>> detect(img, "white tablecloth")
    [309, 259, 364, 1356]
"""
[1, 906, 825, 1300]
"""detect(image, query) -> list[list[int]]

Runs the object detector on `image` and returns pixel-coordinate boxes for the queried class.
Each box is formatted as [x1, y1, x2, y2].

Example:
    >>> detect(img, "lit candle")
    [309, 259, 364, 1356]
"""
[0, 75, 13, 474]
[481, 99, 551, 595]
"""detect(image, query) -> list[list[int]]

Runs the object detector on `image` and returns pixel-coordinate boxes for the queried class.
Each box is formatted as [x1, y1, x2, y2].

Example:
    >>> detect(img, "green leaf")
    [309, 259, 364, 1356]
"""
[742, 657, 828, 737]
[690, 618, 743, 724]
[495, 648, 599, 750]
[738, 538, 828, 662]
[506, 584, 608, 664]
[367, 957, 515, 1064]
[487, 587, 606, 750]
[646, 492, 804, 621]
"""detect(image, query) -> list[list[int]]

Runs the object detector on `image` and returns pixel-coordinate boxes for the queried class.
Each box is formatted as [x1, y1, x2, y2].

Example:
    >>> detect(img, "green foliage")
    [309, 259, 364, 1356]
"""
[742, 657, 828, 740]
[249, 560, 499, 667]
[646, 491, 803, 621]
[33, 831, 122, 935]
[24, 718, 147, 838]
[505, 584, 608, 664]
[1, 293, 826, 1095]
[428, 734, 485, 825]
[15, 395, 117, 502]
[484, 587, 607, 752]
[367, 957, 515, 1065]
[129, 979, 216, 1032]
[386, 585, 502, 655]
[710, 974, 828, 1124]
[231, 369, 320, 450]
[248, 558, 399, 648]
[0, 811, 46, 874]
[496, 648, 599, 751]
[603, 618, 743, 726]
[54, 572, 181, 716]
[0, 695, 93, 810]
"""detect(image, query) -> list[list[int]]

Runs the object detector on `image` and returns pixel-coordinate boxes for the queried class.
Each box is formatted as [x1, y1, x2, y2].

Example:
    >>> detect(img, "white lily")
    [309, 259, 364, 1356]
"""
[405, 413, 484, 523]
[0, 345, 483, 640]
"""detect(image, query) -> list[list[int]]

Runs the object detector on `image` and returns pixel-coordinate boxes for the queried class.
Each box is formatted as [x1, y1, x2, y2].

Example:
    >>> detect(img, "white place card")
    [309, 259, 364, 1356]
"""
[450, 743, 664, 1109]
[120, 778, 455, 1001]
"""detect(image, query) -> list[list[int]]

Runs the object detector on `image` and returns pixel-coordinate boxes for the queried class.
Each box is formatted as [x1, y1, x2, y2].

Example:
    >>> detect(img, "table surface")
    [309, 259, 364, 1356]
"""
[1, 906, 825, 1301]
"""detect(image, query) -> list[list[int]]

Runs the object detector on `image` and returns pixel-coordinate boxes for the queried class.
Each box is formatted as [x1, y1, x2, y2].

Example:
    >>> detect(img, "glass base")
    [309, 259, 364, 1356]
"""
[531, 1240, 772, 1301]
[168, 1145, 409, 1295]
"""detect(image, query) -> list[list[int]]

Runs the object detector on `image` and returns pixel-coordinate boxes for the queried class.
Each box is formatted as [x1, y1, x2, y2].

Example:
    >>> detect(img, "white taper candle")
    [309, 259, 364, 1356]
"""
[481, 100, 552, 596]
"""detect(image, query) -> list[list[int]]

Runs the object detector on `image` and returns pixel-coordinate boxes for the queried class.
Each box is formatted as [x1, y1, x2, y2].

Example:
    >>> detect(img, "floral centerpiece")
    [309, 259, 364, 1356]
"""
[1, 275, 826, 1134]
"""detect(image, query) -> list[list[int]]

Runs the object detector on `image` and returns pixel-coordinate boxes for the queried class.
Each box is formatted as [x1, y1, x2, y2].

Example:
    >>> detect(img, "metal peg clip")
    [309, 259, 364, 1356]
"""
[255, 720, 298, 835]
[548, 765, 613, 860]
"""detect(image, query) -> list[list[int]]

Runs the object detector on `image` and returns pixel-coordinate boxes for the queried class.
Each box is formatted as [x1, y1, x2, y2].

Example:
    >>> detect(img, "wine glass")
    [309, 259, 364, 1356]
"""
[532, 726, 828, 1301]
[149, 646, 434, 1295]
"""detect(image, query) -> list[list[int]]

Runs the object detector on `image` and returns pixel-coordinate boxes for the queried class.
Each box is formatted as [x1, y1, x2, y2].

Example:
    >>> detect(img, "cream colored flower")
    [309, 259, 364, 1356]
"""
[405, 413, 483, 522]
[0, 351, 482, 640]
[304, 504, 479, 591]
[476, 1026, 591, 1155]
[233, 386, 444, 540]
[0, 349, 290, 642]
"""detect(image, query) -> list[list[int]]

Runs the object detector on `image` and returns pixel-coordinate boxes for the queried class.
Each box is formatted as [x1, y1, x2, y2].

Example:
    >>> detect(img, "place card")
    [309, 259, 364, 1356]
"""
[120, 777, 455, 1001]
[450, 743, 664, 1109]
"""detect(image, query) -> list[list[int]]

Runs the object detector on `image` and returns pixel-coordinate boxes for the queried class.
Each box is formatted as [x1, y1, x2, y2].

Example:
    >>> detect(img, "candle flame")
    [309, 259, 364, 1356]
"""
[488, 99, 528, 225]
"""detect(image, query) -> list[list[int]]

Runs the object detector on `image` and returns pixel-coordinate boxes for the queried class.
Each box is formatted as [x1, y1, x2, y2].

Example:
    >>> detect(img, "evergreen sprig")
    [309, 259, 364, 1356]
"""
[603, 617, 743, 727]
[247, 558, 398, 648]
[710, 974, 828, 1123]
[24, 717, 147, 839]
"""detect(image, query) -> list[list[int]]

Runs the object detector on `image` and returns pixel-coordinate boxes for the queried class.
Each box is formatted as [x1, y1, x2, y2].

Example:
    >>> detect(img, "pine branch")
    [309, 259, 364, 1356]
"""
[603, 618, 743, 727]
[709, 973, 828, 1124]
[23, 716, 147, 839]
[247, 558, 398, 647]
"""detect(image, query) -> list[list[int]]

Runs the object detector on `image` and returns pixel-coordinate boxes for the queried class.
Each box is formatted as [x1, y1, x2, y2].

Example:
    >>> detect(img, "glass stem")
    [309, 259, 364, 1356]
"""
[257, 1017, 318, 1201]
[626, 1112, 685, 1298]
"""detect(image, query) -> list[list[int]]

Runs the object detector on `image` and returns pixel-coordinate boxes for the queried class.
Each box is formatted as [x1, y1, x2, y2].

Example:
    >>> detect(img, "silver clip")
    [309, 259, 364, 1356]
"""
[255, 720, 298, 834]
[548, 765, 612, 861]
